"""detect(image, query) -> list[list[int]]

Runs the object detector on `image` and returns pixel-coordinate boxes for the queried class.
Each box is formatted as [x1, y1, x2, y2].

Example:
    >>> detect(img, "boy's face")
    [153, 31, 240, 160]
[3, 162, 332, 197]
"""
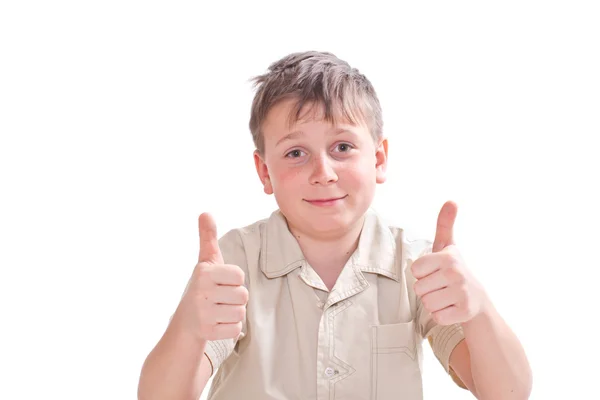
[254, 98, 388, 237]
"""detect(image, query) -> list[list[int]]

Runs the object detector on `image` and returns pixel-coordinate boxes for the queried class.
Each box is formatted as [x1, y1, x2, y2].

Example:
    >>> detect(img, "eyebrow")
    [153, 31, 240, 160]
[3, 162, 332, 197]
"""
[275, 128, 356, 147]
[276, 131, 304, 147]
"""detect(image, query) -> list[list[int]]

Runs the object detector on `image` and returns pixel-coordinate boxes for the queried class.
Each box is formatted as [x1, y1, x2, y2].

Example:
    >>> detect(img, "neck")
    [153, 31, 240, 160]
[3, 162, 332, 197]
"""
[286, 215, 365, 289]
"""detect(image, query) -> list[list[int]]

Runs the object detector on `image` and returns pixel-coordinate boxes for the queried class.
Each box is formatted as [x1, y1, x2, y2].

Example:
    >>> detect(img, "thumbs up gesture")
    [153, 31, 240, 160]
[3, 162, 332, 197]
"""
[411, 201, 488, 326]
[174, 213, 249, 341]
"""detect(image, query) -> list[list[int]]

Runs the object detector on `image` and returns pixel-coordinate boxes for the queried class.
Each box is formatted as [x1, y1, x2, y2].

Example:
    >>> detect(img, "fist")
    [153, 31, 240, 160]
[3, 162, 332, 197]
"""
[175, 212, 249, 341]
[412, 201, 488, 326]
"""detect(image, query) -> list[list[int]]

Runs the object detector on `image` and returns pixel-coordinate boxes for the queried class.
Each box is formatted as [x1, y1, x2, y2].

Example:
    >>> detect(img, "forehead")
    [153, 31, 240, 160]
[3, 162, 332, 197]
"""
[262, 98, 368, 137]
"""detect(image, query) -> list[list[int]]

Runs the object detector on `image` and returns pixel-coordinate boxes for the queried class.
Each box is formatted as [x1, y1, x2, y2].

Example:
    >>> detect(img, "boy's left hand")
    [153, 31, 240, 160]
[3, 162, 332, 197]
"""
[411, 201, 490, 326]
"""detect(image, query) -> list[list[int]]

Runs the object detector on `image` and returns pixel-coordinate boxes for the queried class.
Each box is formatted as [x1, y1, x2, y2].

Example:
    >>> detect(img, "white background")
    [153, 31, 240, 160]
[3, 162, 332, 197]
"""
[1, 1, 599, 399]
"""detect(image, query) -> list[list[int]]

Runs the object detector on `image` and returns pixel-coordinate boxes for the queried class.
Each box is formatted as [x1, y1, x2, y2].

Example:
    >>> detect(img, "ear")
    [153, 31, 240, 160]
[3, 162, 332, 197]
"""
[375, 137, 388, 184]
[253, 150, 274, 195]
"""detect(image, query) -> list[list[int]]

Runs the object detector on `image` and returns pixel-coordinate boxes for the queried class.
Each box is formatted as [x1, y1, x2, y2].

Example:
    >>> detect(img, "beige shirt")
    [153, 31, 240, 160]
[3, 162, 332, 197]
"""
[204, 208, 467, 400]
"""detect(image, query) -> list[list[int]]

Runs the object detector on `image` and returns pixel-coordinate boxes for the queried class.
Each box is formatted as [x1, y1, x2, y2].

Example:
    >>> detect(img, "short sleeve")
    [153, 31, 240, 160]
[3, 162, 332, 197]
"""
[408, 239, 467, 389]
[202, 228, 250, 375]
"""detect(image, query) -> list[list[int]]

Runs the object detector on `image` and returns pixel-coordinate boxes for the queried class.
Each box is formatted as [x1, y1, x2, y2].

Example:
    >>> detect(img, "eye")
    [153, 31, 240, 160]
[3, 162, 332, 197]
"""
[334, 143, 354, 153]
[285, 149, 306, 158]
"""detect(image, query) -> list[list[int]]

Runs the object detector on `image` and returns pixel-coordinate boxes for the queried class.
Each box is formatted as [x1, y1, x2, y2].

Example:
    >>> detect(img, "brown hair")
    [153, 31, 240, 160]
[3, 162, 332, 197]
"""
[248, 51, 383, 154]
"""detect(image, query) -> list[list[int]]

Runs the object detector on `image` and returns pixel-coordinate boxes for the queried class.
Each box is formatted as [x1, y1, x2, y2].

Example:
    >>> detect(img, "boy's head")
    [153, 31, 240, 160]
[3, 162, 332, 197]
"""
[249, 51, 388, 236]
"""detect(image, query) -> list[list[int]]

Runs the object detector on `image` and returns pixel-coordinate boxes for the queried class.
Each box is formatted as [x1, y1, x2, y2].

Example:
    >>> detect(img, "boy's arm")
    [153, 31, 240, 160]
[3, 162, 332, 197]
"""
[138, 218, 249, 400]
[446, 339, 477, 395]
[414, 202, 532, 399]
[427, 336, 474, 393]
[448, 302, 532, 400]
[137, 312, 213, 400]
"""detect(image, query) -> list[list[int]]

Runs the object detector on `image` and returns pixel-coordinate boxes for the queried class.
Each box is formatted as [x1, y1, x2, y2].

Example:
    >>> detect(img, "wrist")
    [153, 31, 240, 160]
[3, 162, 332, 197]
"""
[461, 295, 496, 332]
[169, 309, 208, 351]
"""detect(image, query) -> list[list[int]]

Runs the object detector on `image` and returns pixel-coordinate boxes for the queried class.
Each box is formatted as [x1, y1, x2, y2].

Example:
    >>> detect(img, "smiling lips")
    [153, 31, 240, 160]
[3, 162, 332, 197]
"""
[304, 195, 348, 206]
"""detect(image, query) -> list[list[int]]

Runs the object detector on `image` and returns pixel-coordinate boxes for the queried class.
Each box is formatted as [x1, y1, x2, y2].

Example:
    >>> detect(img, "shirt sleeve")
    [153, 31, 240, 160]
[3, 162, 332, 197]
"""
[408, 238, 468, 389]
[202, 228, 249, 375]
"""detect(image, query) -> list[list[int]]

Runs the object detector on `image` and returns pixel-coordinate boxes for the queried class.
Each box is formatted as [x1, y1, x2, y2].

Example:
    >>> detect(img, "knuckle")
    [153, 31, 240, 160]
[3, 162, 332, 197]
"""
[442, 267, 455, 280]
[463, 304, 472, 318]
[233, 322, 243, 336]
[421, 295, 430, 310]
[235, 306, 246, 321]
[459, 307, 470, 321]
[234, 267, 245, 284]
[449, 253, 463, 269]
[410, 261, 419, 276]
[414, 282, 425, 297]
[413, 282, 420, 296]
[215, 322, 242, 340]
[240, 286, 250, 303]
[444, 253, 458, 268]
[443, 266, 463, 284]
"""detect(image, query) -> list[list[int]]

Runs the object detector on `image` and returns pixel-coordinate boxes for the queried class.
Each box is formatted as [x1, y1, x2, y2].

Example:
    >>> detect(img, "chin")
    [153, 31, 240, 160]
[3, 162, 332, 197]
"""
[298, 208, 362, 235]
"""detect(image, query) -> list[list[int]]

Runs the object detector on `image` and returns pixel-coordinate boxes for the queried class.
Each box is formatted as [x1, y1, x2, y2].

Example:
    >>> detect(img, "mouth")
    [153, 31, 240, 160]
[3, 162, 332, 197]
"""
[304, 195, 348, 206]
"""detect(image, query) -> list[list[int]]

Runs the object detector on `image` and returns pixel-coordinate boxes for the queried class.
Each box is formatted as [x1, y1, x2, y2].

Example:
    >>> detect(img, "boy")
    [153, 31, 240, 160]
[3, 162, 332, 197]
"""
[138, 51, 532, 399]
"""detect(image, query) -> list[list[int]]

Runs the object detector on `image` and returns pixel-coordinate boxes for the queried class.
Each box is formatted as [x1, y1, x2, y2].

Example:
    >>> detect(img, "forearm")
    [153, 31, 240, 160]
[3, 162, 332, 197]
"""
[461, 301, 532, 400]
[138, 314, 211, 400]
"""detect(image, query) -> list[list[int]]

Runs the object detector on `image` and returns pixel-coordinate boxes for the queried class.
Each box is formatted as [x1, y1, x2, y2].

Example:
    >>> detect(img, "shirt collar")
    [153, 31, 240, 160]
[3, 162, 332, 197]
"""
[260, 208, 400, 282]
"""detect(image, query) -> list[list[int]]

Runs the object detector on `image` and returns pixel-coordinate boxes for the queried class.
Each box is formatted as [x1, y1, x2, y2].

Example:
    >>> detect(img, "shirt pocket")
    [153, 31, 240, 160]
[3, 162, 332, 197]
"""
[371, 320, 422, 400]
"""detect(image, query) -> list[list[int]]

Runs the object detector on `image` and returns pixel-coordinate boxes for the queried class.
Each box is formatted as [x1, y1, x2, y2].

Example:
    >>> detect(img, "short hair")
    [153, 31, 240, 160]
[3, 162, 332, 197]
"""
[248, 51, 383, 154]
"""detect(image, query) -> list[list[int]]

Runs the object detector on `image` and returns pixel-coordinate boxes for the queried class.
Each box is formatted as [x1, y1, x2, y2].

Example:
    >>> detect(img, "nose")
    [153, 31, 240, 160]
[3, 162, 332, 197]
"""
[309, 154, 338, 185]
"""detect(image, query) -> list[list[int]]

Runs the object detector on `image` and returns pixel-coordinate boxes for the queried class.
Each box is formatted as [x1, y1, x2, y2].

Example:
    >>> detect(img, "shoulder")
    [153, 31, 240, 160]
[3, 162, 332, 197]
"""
[368, 208, 433, 261]
[218, 217, 266, 248]
[216, 212, 274, 267]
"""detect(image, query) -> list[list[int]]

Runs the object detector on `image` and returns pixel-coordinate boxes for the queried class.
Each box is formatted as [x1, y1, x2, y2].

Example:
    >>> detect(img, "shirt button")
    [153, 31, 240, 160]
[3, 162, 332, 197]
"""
[317, 301, 324, 309]
[324, 367, 337, 377]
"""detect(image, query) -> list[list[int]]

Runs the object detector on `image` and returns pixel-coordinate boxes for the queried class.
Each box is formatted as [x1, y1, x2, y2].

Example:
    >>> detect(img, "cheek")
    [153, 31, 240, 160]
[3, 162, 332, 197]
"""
[343, 158, 377, 184]
[271, 163, 304, 188]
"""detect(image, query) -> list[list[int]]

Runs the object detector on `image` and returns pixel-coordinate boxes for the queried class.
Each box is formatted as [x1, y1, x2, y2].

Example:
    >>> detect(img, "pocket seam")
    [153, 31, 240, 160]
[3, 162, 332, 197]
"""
[371, 322, 418, 400]
[371, 322, 417, 359]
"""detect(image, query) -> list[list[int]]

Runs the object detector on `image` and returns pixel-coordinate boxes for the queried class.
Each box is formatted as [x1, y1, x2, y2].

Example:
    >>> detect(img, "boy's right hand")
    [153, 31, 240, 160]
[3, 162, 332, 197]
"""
[174, 213, 248, 342]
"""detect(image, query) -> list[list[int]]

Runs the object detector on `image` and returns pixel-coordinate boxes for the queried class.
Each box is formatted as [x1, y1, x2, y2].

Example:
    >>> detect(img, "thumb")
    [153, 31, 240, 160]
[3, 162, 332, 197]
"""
[432, 200, 458, 253]
[198, 212, 224, 264]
